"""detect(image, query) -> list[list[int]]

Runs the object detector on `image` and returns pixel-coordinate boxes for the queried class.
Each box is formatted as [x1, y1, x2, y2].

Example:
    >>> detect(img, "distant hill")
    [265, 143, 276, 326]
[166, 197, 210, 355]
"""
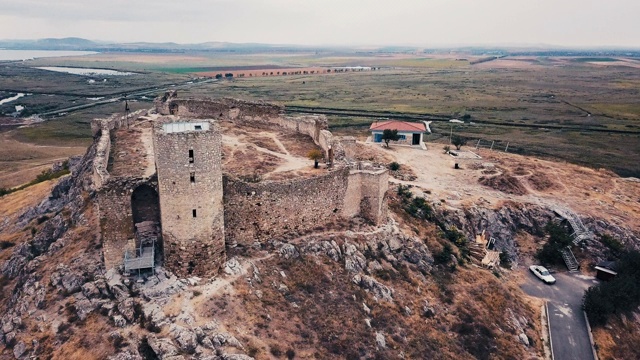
[0, 37, 639, 56]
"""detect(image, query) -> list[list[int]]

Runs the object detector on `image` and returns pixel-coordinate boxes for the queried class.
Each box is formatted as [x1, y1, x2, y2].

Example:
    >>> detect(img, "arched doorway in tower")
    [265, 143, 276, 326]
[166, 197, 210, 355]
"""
[130, 184, 163, 267]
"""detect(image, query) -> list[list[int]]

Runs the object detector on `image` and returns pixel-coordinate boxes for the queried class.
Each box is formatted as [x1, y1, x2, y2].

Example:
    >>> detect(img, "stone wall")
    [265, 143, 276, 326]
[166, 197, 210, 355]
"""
[223, 166, 389, 247]
[156, 96, 282, 120]
[342, 167, 388, 225]
[154, 93, 341, 158]
[153, 118, 225, 277]
[97, 177, 157, 270]
[91, 110, 147, 189]
[223, 168, 351, 247]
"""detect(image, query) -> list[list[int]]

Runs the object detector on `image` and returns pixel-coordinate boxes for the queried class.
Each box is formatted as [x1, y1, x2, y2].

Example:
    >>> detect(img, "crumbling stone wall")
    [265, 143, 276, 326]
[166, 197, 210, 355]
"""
[342, 167, 388, 224]
[97, 177, 158, 270]
[156, 95, 282, 120]
[154, 93, 343, 158]
[223, 168, 351, 247]
[91, 110, 147, 188]
[153, 118, 225, 277]
[223, 166, 389, 247]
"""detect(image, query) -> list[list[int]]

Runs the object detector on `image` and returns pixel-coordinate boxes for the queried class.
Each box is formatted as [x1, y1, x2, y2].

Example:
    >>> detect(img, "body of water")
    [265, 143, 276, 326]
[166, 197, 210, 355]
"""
[35, 66, 135, 76]
[0, 93, 26, 105]
[0, 49, 97, 61]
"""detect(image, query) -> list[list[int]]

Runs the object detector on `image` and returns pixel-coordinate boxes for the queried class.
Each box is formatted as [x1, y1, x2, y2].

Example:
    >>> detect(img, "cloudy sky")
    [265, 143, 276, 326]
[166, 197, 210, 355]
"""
[1, 0, 639, 47]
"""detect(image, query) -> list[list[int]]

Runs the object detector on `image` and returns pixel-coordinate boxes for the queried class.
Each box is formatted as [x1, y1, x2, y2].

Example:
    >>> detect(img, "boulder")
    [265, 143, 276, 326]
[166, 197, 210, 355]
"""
[422, 300, 435, 318]
[224, 258, 242, 275]
[375, 332, 386, 349]
[148, 335, 179, 358]
[170, 325, 197, 354]
[13, 340, 26, 359]
[278, 244, 299, 259]
[352, 275, 394, 302]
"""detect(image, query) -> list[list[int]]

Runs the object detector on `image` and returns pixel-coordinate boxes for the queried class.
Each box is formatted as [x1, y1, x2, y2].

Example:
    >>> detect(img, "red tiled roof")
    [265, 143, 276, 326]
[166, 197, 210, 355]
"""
[369, 120, 426, 132]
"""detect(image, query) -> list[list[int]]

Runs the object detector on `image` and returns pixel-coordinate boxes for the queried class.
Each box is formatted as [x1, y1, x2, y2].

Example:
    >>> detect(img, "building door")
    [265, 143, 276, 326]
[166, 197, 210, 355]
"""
[374, 133, 383, 143]
[412, 133, 420, 145]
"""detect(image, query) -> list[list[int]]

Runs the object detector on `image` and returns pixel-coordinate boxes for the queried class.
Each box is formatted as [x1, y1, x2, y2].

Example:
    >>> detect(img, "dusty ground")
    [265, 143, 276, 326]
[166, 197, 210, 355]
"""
[108, 118, 156, 178]
[369, 142, 640, 236]
[220, 120, 324, 180]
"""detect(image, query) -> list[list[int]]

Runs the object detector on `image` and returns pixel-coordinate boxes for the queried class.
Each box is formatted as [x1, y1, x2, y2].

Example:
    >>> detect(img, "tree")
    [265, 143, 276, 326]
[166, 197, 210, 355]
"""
[307, 149, 323, 169]
[381, 129, 400, 148]
[451, 135, 467, 150]
[224, 73, 233, 79]
[215, 74, 223, 79]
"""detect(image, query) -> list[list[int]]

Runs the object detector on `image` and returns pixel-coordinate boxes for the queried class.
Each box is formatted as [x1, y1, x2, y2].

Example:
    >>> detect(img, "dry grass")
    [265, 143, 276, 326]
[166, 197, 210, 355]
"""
[222, 147, 282, 178]
[592, 313, 640, 360]
[276, 132, 321, 158]
[478, 174, 529, 196]
[0, 133, 85, 188]
[108, 125, 152, 177]
[0, 180, 54, 219]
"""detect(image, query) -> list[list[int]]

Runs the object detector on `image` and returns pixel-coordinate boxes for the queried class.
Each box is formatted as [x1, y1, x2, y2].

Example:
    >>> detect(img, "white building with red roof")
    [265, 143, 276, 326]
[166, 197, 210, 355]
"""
[369, 120, 427, 146]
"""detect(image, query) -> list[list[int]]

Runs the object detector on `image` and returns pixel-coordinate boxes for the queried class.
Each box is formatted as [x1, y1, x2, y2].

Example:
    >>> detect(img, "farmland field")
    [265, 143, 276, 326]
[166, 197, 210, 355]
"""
[1, 51, 639, 189]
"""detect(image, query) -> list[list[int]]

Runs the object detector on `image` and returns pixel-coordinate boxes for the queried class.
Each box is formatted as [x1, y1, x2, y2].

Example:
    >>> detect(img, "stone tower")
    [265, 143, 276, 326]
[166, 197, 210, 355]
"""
[153, 118, 225, 277]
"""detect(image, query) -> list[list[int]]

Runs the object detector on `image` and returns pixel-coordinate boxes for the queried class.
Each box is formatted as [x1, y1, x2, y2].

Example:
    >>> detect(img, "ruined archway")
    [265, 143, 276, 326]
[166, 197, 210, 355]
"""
[132, 184, 160, 224]
[131, 184, 163, 265]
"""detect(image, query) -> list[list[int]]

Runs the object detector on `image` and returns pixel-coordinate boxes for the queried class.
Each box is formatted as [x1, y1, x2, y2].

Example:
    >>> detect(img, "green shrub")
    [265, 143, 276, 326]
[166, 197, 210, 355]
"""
[583, 250, 640, 326]
[536, 221, 573, 265]
[434, 243, 454, 265]
[499, 251, 512, 269]
[600, 234, 624, 256]
[397, 184, 412, 199]
[389, 161, 401, 171]
[405, 197, 434, 220]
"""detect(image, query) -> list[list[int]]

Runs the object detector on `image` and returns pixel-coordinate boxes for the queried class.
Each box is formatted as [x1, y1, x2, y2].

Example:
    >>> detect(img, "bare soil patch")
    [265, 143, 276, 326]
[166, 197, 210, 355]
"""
[480, 174, 528, 195]
[526, 172, 559, 192]
[277, 132, 321, 158]
[222, 147, 282, 179]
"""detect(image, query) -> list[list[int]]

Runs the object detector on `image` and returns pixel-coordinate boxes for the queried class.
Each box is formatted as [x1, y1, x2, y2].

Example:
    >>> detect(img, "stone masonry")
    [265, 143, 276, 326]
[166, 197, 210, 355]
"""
[95, 93, 389, 278]
[153, 118, 225, 278]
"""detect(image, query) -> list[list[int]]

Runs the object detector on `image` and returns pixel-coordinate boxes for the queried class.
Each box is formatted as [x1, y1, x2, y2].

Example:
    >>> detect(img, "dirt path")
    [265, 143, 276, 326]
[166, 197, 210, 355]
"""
[222, 133, 310, 175]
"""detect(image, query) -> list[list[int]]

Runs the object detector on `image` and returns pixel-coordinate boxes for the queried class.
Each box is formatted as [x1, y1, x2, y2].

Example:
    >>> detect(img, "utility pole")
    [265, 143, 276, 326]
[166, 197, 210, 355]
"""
[124, 93, 130, 128]
[449, 125, 453, 144]
[490, 140, 495, 151]
[505, 142, 510, 152]
[475, 139, 481, 150]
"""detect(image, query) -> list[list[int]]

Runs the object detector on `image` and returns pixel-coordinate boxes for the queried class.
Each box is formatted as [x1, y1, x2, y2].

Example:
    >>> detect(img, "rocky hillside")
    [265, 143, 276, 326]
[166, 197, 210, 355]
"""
[0, 140, 547, 359]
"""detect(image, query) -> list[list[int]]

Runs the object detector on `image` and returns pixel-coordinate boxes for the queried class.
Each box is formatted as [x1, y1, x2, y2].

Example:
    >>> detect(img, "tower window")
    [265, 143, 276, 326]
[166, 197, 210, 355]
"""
[194, 125, 202, 130]
[192, 209, 197, 218]
[188, 149, 194, 163]
[190, 172, 195, 183]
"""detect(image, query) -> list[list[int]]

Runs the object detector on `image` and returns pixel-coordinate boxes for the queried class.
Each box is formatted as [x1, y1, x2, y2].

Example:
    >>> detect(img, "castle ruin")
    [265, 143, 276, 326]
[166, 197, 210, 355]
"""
[94, 92, 388, 278]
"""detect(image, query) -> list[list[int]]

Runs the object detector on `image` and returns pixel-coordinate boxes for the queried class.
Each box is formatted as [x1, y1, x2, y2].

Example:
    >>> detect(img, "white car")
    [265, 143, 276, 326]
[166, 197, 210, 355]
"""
[529, 265, 556, 284]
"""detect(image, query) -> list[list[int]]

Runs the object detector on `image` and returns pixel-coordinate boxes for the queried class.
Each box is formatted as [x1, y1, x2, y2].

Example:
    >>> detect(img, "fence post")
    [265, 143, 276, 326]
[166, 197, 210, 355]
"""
[505, 142, 509, 152]
[476, 139, 481, 150]
[490, 141, 495, 151]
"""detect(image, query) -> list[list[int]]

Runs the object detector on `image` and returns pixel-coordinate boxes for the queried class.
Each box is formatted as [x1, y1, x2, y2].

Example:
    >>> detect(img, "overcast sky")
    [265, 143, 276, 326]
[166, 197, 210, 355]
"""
[1, 0, 639, 47]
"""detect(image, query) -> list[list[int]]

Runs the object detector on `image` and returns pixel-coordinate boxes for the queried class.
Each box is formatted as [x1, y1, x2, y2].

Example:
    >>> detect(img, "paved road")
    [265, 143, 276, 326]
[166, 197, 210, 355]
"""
[521, 270, 599, 360]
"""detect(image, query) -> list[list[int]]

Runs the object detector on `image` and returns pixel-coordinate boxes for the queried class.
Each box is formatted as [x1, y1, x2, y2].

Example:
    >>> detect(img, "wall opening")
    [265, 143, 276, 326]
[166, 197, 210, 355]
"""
[190, 172, 195, 183]
[192, 209, 197, 218]
[189, 149, 194, 163]
[131, 184, 163, 264]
